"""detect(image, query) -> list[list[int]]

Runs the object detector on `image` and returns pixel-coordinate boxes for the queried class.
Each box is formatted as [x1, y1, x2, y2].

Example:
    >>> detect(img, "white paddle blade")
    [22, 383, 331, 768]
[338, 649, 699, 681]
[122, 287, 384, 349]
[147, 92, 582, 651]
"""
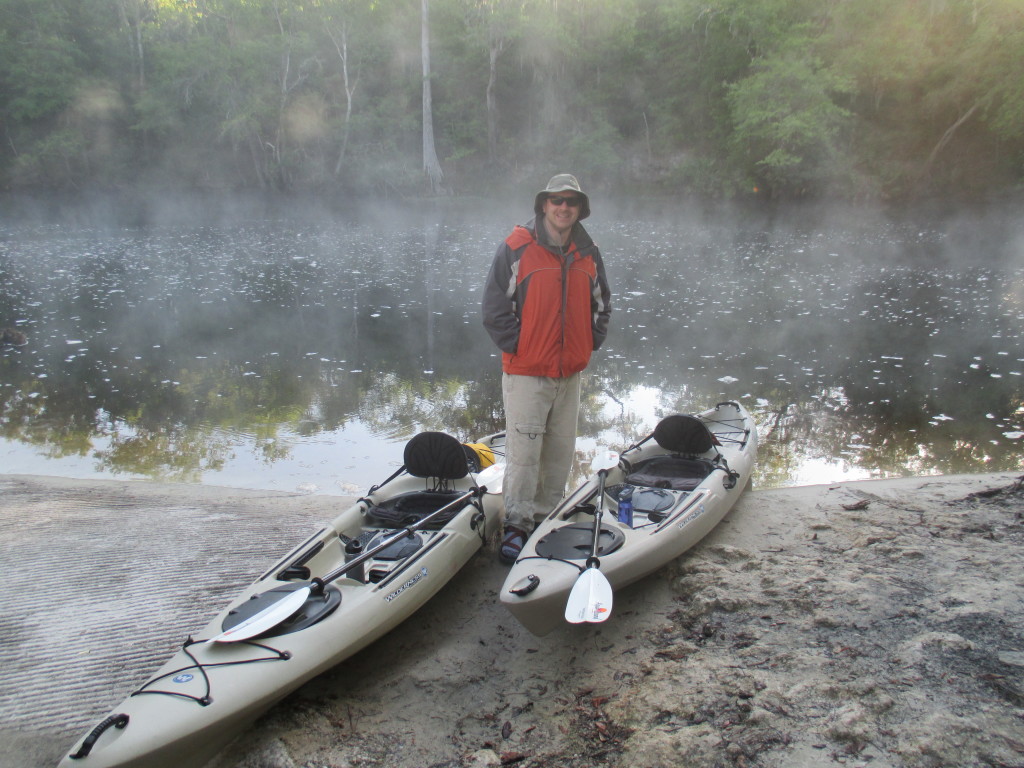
[474, 462, 505, 494]
[590, 448, 619, 474]
[564, 568, 614, 624]
[210, 586, 311, 643]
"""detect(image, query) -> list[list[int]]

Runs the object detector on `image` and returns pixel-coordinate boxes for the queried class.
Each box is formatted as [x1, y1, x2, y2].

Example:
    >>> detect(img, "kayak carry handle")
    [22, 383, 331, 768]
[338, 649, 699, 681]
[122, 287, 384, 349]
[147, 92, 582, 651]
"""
[68, 713, 129, 759]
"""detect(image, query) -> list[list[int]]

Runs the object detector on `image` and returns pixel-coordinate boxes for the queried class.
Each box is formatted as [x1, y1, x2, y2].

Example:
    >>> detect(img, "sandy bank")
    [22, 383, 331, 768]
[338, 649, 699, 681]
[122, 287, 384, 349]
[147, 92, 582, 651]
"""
[2, 472, 1022, 768]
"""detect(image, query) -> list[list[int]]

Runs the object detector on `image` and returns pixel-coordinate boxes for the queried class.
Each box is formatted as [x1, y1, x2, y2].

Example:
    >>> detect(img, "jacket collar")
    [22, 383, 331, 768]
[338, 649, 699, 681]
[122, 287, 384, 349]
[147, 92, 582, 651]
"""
[525, 215, 593, 255]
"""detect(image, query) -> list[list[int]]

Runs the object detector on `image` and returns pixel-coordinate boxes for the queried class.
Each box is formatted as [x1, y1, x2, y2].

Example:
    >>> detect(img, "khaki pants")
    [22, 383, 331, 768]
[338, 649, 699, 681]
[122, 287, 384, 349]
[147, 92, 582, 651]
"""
[501, 372, 580, 530]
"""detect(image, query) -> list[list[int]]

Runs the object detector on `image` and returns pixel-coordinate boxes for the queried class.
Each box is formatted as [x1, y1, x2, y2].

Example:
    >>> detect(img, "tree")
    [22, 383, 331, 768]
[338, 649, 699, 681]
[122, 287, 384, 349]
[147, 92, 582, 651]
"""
[421, 0, 444, 192]
[918, 0, 1024, 181]
[116, 0, 152, 93]
[456, 0, 526, 165]
[1, 0, 1022, 199]
[325, 17, 357, 175]
[727, 53, 854, 196]
[828, 0, 1024, 197]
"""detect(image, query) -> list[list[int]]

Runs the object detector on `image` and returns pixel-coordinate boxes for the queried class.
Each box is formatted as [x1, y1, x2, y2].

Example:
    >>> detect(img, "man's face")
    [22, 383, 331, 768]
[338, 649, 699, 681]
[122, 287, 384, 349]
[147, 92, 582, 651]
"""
[542, 193, 582, 241]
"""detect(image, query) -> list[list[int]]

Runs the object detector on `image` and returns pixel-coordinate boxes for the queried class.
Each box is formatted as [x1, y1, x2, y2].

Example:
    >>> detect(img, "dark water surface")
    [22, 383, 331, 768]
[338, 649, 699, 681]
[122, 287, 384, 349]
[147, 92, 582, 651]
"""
[1, 201, 1022, 493]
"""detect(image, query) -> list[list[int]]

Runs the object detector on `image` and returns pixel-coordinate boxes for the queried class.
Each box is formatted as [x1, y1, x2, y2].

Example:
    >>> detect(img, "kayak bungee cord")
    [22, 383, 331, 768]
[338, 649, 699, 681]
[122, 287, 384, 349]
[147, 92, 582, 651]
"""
[700, 417, 750, 446]
[513, 552, 587, 574]
[130, 637, 292, 707]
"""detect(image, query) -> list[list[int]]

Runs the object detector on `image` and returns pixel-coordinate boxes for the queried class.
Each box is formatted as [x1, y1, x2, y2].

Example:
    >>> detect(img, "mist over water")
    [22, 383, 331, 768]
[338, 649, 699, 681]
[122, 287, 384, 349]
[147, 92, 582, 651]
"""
[1, 200, 1021, 493]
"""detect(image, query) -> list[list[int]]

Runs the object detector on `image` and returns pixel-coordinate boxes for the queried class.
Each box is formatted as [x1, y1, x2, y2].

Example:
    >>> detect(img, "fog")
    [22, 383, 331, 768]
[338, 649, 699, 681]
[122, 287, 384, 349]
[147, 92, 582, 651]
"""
[1, 194, 1021, 493]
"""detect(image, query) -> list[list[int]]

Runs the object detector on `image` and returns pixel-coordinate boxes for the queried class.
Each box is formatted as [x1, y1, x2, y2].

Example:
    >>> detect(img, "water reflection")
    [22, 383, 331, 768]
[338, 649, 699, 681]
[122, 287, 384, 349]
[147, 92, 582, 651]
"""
[1, 204, 1021, 493]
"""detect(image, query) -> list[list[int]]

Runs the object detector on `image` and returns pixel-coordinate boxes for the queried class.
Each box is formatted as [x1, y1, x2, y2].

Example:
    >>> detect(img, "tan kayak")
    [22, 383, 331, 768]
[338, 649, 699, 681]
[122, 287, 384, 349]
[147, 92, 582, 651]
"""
[500, 401, 757, 636]
[59, 431, 505, 768]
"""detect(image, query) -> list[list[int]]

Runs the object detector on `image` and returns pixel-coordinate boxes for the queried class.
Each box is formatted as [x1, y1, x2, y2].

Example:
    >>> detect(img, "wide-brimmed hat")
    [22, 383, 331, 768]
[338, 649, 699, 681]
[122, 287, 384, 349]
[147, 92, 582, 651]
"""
[534, 174, 590, 220]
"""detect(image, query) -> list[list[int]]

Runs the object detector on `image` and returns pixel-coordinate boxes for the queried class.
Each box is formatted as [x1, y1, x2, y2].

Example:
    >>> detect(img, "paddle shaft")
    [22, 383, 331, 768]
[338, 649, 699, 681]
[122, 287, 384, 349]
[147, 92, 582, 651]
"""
[317, 485, 485, 589]
[586, 469, 609, 569]
[211, 463, 504, 643]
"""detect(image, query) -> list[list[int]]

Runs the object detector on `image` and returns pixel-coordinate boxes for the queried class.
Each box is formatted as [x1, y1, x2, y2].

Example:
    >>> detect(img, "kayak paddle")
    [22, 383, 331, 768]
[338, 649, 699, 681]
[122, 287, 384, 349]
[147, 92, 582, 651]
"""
[211, 461, 505, 643]
[565, 449, 619, 624]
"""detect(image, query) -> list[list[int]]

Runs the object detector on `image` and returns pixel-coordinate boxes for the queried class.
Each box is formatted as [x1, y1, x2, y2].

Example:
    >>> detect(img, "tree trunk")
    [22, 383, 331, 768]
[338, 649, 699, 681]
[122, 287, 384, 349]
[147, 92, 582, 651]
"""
[327, 23, 357, 176]
[117, 0, 146, 92]
[486, 37, 503, 165]
[248, 132, 268, 189]
[421, 0, 444, 193]
[924, 101, 981, 173]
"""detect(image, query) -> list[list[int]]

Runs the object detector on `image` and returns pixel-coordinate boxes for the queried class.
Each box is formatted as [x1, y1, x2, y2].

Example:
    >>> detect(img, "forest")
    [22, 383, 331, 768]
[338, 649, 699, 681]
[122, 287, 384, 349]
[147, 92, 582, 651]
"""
[1, 0, 1022, 204]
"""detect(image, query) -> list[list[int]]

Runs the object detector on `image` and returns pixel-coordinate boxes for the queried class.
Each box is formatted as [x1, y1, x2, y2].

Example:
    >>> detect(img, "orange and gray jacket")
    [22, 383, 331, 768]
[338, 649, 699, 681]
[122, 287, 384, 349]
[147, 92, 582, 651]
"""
[482, 217, 611, 378]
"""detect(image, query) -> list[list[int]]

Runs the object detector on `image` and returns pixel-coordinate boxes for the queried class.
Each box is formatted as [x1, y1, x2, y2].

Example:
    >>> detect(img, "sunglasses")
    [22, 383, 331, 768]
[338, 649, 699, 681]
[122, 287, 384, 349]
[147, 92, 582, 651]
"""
[547, 195, 582, 207]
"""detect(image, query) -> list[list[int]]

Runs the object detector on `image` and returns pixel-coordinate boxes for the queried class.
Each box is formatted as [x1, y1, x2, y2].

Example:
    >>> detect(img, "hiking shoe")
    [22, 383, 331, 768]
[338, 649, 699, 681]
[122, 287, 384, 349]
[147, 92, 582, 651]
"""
[499, 525, 528, 565]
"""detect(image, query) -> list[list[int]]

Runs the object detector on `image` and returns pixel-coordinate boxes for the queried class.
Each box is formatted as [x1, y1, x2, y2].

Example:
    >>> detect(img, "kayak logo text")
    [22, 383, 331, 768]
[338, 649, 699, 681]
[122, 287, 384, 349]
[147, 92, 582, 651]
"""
[678, 503, 707, 529]
[385, 566, 429, 603]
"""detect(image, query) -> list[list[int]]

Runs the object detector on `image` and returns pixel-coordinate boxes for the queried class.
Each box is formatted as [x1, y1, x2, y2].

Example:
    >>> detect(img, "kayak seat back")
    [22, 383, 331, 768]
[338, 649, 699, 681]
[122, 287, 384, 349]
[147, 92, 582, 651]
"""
[404, 431, 473, 485]
[652, 414, 718, 455]
[624, 456, 716, 491]
[366, 490, 470, 530]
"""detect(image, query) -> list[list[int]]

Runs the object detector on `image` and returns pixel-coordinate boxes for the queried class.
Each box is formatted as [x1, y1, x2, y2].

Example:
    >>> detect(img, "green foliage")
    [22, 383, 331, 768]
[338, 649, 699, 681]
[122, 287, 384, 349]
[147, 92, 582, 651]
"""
[727, 53, 855, 196]
[9, 127, 86, 188]
[565, 117, 623, 182]
[0, 0, 1021, 200]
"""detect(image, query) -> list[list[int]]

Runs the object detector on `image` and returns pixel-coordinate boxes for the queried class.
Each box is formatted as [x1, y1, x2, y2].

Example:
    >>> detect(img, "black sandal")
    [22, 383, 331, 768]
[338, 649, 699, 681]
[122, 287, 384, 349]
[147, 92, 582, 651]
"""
[499, 526, 528, 565]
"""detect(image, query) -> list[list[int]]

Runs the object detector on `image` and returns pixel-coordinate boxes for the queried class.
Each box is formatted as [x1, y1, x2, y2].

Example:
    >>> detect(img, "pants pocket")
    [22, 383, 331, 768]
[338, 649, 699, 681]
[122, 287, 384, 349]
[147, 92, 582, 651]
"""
[515, 422, 546, 440]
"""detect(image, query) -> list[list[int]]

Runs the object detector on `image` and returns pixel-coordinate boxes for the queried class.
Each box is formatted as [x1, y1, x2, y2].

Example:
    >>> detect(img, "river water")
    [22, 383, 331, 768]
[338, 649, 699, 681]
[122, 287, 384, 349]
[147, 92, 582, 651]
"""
[1, 199, 1022, 493]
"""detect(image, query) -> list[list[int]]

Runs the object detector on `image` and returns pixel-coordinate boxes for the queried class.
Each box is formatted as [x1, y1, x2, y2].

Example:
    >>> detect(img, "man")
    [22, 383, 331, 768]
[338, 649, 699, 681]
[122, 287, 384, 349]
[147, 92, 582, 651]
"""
[482, 174, 612, 564]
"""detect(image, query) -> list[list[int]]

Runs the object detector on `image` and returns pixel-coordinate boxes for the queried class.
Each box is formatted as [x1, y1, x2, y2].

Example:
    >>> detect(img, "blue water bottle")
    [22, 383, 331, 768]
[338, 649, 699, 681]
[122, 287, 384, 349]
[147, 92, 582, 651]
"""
[617, 486, 634, 528]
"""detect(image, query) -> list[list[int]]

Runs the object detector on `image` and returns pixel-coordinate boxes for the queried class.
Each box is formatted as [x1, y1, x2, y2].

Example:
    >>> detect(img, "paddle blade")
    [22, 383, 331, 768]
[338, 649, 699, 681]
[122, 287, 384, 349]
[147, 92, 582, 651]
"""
[564, 568, 614, 624]
[210, 586, 311, 643]
[590, 448, 619, 474]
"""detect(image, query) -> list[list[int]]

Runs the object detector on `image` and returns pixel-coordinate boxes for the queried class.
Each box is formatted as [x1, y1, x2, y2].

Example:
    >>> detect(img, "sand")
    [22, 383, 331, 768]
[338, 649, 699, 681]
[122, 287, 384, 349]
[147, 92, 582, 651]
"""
[4, 472, 1022, 768]
[212, 473, 1024, 768]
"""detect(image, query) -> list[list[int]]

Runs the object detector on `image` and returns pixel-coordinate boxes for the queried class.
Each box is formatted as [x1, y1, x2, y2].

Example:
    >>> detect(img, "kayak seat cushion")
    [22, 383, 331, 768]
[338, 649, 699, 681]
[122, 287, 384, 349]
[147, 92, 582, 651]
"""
[366, 490, 470, 529]
[404, 431, 471, 480]
[624, 456, 716, 491]
[652, 414, 717, 455]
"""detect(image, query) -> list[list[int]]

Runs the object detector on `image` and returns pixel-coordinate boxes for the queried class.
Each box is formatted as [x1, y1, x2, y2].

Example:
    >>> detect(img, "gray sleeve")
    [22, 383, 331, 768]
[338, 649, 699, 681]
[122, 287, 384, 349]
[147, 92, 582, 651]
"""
[481, 242, 520, 354]
[591, 246, 611, 350]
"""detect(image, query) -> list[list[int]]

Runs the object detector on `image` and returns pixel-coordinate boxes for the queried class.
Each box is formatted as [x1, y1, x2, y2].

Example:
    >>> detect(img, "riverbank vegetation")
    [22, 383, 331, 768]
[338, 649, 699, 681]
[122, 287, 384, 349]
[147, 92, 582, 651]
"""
[2, 0, 1022, 203]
